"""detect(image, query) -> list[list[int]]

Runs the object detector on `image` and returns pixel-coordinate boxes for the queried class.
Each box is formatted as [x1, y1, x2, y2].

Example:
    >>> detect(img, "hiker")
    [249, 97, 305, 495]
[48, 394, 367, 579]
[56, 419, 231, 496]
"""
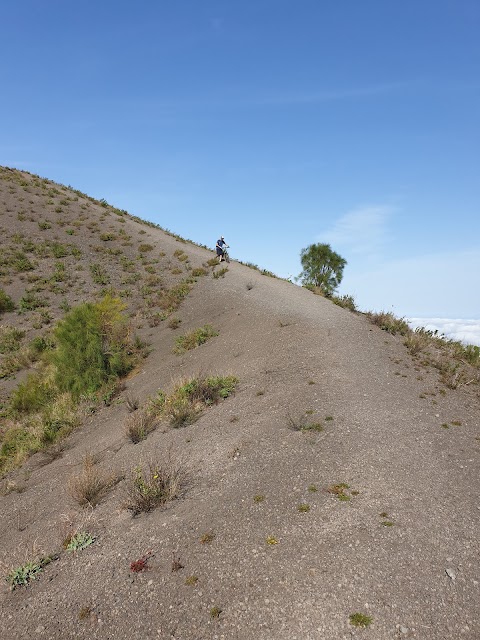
[215, 236, 228, 262]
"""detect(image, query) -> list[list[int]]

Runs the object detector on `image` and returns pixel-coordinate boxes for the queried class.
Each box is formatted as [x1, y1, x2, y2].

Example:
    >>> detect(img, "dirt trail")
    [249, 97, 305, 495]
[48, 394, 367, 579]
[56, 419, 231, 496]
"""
[1, 237, 479, 640]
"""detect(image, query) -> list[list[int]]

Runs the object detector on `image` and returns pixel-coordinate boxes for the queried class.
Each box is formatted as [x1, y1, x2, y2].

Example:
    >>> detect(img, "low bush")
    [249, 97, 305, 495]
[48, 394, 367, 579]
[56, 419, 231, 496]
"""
[51, 296, 136, 399]
[173, 325, 219, 354]
[125, 410, 158, 443]
[160, 375, 237, 427]
[0, 326, 25, 353]
[68, 453, 117, 508]
[124, 457, 186, 515]
[367, 311, 409, 336]
[0, 289, 15, 313]
[330, 294, 357, 311]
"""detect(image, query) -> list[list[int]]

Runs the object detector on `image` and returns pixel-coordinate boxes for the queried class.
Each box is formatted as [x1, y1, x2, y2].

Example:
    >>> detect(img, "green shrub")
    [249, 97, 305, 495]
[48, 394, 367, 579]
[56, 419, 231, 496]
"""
[19, 292, 47, 312]
[89, 263, 110, 285]
[11, 372, 55, 414]
[0, 289, 15, 313]
[0, 326, 25, 354]
[51, 296, 135, 399]
[174, 325, 219, 354]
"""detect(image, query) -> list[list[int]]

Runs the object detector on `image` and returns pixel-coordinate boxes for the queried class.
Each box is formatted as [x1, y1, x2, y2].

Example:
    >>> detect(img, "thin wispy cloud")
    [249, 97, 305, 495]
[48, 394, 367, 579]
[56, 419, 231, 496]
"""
[319, 205, 394, 256]
[341, 248, 480, 318]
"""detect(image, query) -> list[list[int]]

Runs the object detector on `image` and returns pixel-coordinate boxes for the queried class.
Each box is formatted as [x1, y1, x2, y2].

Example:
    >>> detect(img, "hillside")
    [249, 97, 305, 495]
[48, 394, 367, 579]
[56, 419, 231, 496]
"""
[0, 168, 479, 640]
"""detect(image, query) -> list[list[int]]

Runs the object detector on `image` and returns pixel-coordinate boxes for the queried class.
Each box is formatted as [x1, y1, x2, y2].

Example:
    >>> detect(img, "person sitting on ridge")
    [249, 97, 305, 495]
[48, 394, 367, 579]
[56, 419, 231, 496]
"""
[215, 235, 228, 262]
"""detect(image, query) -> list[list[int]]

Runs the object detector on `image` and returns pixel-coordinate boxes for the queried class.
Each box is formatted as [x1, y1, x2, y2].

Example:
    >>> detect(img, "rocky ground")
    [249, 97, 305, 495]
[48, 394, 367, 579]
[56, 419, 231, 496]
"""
[0, 169, 478, 639]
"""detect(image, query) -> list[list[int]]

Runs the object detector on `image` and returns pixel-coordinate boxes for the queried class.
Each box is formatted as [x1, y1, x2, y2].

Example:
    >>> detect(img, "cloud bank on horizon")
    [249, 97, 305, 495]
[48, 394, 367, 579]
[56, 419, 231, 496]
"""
[407, 318, 480, 347]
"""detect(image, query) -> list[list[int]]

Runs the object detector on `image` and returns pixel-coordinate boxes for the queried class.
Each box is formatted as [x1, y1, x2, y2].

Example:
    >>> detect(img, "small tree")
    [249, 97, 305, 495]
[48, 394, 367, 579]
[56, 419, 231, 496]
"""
[298, 243, 346, 296]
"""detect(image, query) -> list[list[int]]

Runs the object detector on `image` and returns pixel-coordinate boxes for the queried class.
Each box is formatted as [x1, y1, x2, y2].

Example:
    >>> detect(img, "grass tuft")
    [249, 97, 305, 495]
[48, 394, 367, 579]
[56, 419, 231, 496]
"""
[124, 456, 186, 515]
[173, 325, 219, 354]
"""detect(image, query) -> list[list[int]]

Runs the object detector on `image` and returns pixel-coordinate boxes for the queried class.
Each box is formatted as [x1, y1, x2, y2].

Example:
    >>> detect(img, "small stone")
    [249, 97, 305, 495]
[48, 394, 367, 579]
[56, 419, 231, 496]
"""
[35, 626, 45, 634]
[445, 568, 456, 580]
[400, 626, 408, 634]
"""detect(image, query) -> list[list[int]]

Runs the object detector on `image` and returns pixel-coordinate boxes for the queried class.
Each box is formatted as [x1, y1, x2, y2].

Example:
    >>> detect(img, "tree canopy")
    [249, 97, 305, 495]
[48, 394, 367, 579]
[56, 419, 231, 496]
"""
[298, 243, 346, 295]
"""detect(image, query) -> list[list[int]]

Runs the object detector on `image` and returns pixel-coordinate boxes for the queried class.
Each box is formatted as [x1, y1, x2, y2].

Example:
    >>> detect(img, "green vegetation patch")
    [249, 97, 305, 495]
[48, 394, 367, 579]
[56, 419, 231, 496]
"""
[174, 324, 219, 354]
[6, 556, 55, 590]
[1, 296, 141, 475]
[154, 375, 238, 428]
[0, 289, 15, 313]
[349, 613, 373, 628]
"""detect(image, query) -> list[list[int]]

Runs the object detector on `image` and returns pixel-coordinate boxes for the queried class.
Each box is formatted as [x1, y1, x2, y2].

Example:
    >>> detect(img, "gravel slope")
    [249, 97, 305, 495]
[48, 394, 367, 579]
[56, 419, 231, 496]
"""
[1, 236, 479, 640]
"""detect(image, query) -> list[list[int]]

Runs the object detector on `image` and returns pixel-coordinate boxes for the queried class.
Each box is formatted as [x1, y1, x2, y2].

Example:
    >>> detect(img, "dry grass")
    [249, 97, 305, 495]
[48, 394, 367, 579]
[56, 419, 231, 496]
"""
[124, 410, 158, 443]
[124, 455, 187, 515]
[68, 453, 118, 508]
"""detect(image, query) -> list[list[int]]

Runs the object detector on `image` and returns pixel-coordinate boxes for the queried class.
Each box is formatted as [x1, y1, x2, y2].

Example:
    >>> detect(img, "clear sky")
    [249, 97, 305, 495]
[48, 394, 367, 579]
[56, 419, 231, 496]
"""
[1, 1, 479, 331]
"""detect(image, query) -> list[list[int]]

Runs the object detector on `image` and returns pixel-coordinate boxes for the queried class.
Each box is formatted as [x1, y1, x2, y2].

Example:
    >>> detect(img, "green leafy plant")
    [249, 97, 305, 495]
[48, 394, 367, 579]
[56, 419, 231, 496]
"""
[65, 531, 96, 552]
[327, 483, 354, 501]
[6, 556, 55, 590]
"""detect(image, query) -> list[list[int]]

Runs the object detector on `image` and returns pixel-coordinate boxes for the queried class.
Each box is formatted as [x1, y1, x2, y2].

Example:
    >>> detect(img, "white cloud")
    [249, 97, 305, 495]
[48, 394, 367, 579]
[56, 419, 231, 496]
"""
[407, 318, 480, 347]
[319, 205, 393, 256]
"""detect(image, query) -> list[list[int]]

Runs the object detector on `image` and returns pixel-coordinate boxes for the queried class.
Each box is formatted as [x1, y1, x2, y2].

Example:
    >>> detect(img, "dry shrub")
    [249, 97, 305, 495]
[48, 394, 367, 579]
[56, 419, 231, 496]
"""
[367, 311, 410, 336]
[125, 410, 158, 443]
[404, 331, 431, 356]
[125, 394, 140, 412]
[124, 455, 186, 515]
[68, 453, 118, 508]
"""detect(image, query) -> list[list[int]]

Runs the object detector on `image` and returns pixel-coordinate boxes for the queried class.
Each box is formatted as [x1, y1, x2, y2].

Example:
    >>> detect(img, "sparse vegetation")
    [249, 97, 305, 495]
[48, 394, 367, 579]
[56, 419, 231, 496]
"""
[367, 311, 410, 336]
[327, 483, 355, 501]
[68, 453, 117, 508]
[6, 555, 55, 590]
[297, 503, 310, 512]
[124, 457, 185, 515]
[173, 325, 219, 354]
[210, 606, 222, 619]
[156, 375, 238, 428]
[213, 267, 228, 279]
[0, 289, 15, 313]
[349, 612, 373, 628]
[65, 531, 96, 552]
[287, 412, 324, 432]
[125, 410, 158, 443]
[200, 531, 215, 544]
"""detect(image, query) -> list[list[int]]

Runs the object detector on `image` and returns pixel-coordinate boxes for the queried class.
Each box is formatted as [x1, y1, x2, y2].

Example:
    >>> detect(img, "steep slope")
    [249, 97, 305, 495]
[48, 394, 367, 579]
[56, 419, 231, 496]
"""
[0, 170, 479, 640]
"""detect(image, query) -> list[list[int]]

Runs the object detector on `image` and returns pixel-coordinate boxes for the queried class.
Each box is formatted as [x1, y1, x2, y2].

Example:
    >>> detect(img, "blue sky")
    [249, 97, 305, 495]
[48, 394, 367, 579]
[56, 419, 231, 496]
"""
[1, 1, 479, 336]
